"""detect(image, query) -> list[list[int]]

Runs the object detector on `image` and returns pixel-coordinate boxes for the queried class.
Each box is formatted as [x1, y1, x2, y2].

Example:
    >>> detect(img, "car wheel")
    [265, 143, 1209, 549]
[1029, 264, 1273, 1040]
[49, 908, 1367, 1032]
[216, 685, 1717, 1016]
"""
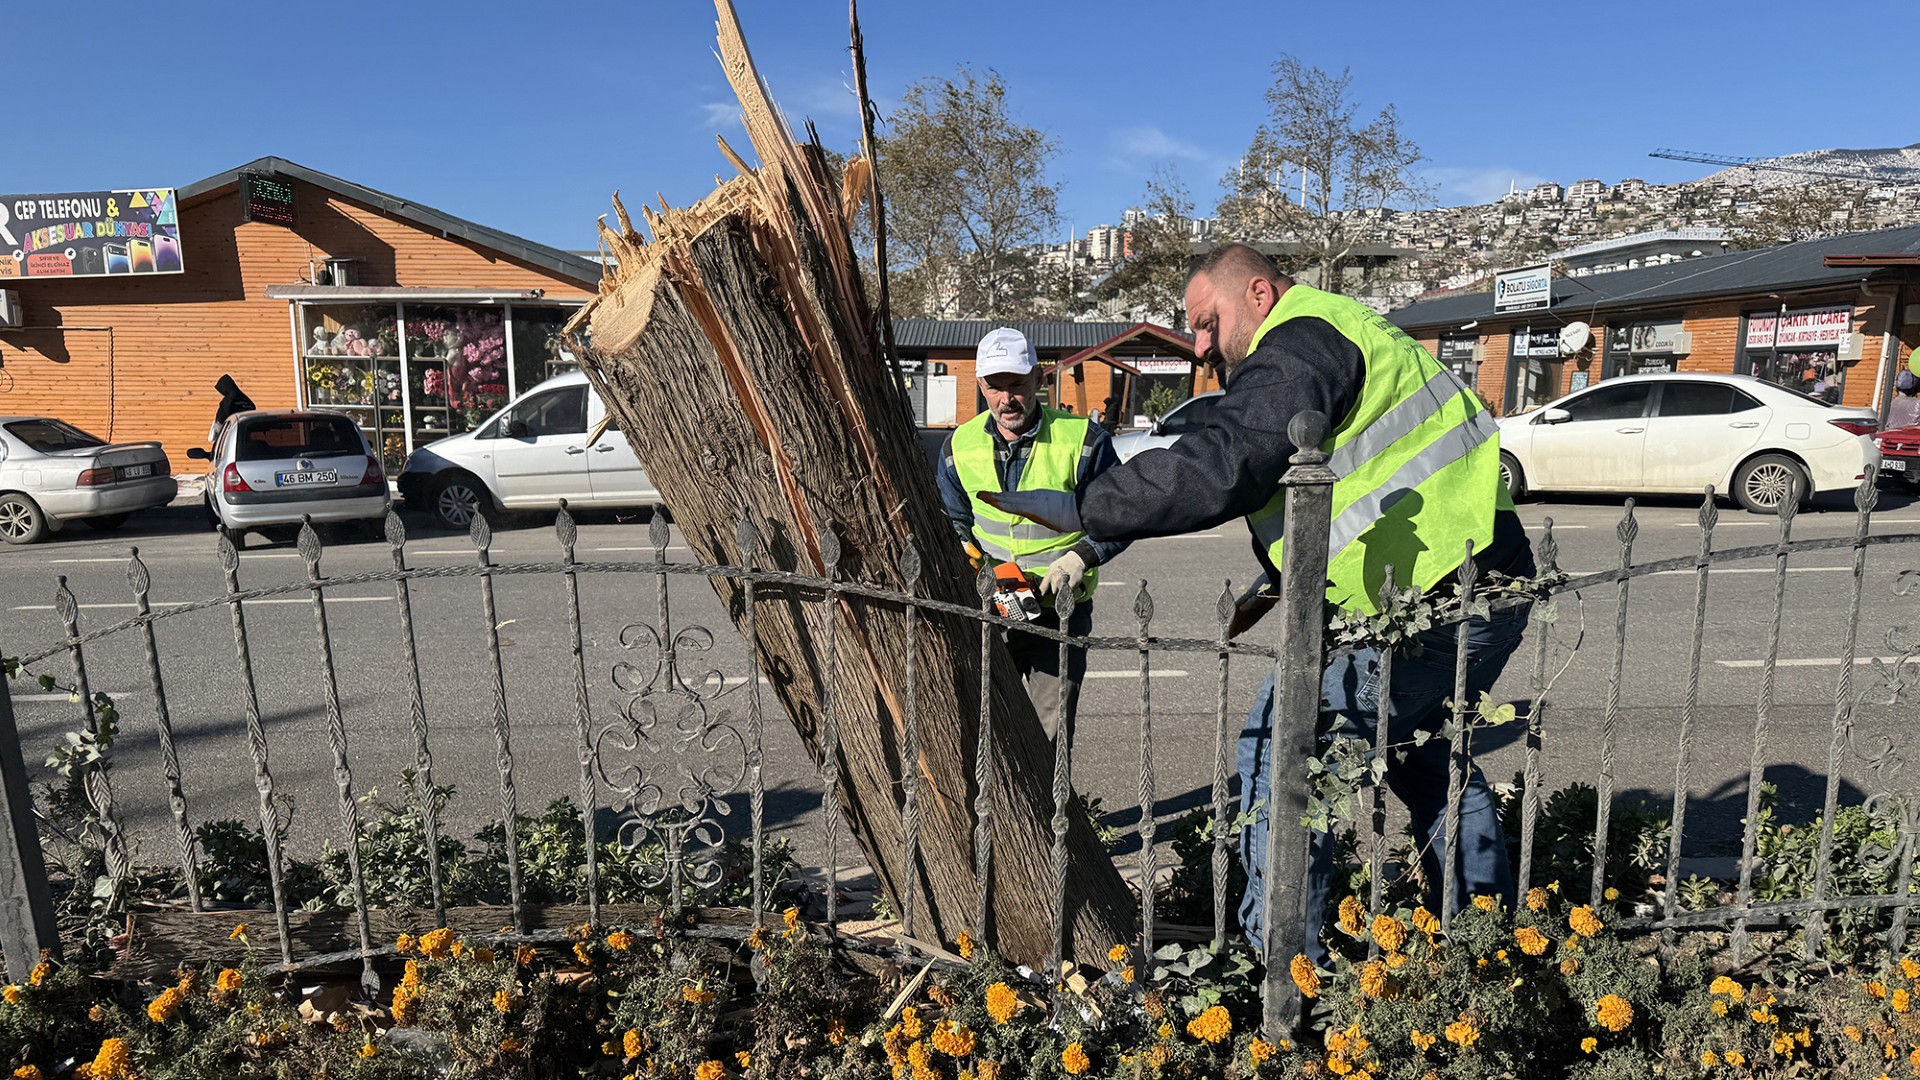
[84, 513, 130, 531]
[1498, 452, 1528, 502]
[1733, 454, 1809, 514]
[430, 474, 490, 532]
[0, 494, 48, 545]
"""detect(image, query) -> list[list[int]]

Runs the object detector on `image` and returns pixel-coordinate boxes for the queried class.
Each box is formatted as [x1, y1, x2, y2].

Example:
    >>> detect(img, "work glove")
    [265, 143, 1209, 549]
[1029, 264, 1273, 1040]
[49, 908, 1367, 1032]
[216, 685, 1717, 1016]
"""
[975, 488, 1082, 534]
[1039, 550, 1088, 598]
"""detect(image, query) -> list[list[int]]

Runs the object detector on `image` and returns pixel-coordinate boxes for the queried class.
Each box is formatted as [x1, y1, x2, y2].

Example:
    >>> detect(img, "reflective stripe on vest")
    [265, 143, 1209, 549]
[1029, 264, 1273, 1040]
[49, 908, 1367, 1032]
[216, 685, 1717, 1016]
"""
[1243, 284, 1506, 614]
[951, 409, 1101, 590]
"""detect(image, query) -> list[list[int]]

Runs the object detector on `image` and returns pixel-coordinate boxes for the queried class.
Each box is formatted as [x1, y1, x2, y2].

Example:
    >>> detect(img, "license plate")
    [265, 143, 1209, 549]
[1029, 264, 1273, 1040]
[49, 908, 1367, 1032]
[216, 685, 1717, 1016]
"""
[1884, 458, 1908, 472]
[120, 463, 153, 479]
[275, 470, 338, 487]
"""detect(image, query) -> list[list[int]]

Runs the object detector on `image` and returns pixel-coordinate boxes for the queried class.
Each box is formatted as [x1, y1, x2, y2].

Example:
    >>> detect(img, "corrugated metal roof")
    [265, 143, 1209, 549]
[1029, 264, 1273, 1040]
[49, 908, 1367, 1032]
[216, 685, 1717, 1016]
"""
[1388, 224, 1920, 331]
[891, 319, 1150, 351]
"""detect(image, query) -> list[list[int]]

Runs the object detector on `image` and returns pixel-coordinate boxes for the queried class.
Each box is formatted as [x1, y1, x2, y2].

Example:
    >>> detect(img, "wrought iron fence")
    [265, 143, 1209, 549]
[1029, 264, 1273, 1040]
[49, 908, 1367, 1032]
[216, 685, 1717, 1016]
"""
[0, 429, 1917, 1039]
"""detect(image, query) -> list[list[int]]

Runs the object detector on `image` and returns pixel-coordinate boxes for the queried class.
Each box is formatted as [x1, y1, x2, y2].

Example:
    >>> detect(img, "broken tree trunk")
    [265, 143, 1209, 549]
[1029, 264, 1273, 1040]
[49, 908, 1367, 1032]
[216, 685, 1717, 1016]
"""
[566, 0, 1134, 970]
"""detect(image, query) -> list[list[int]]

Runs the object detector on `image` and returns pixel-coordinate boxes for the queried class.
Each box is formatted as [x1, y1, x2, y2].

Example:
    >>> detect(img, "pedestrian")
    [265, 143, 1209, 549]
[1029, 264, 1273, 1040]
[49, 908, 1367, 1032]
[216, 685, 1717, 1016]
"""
[935, 328, 1130, 742]
[1888, 367, 1920, 431]
[980, 244, 1537, 962]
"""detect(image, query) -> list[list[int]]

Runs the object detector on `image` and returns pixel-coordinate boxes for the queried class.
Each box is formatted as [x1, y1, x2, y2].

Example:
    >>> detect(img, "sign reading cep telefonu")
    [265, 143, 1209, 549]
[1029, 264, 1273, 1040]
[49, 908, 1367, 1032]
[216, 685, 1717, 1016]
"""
[0, 189, 182, 279]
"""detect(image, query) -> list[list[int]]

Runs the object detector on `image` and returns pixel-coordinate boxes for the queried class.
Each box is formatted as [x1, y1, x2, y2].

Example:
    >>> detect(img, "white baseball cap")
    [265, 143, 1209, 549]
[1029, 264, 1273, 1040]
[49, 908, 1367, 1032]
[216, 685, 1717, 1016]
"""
[975, 327, 1037, 377]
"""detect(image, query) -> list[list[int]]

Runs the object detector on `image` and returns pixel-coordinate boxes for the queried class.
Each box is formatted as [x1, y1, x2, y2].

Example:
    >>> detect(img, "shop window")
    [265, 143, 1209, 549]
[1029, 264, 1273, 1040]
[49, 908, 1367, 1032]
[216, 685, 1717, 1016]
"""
[509, 307, 580, 394]
[301, 303, 398, 466]
[406, 305, 509, 436]
[1740, 307, 1852, 404]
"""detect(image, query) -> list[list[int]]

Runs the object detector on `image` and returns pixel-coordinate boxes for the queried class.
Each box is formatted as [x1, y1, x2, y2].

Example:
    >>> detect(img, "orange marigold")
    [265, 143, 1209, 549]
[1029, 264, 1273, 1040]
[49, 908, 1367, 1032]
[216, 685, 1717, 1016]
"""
[146, 986, 185, 1023]
[1187, 1004, 1232, 1044]
[87, 1038, 134, 1080]
[1358, 960, 1391, 999]
[1122, 965, 1136, 984]
[736, 1051, 752, 1068]
[1337, 895, 1365, 935]
[1410, 1029, 1436, 1051]
[1710, 976, 1744, 1001]
[694, 1061, 725, 1080]
[683, 984, 716, 1006]
[1526, 887, 1549, 912]
[985, 982, 1021, 1024]
[900, 1006, 924, 1039]
[418, 927, 456, 959]
[1561, 958, 1579, 975]
[1580, 1037, 1597, 1053]
[1290, 953, 1322, 999]
[514, 945, 536, 965]
[1514, 927, 1549, 956]
[493, 989, 514, 1014]
[27, 962, 50, 989]
[1371, 914, 1406, 953]
[1893, 988, 1911, 1013]
[1444, 1017, 1480, 1048]
[1250, 1038, 1277, 1066]
[572, 942, 593, 966]
[1902, 958, 1920, 981]
[1109, 943, 1130, 963]
[624, 1029, 644, 1058]
[1061, 1042, 1091, 1075]
[214, 968, 243, 996]
[1471, 895, 1496, 912]
[931, 1019, 976, 1057]
[395, 933, 415, 954]
[606, 931, 634, 952]
[1595, 994, 1634, 1032]
[1866, 980, 1887, 1000]
[228, 923, 248, 941]
[15, 1067, 46, 1080]
[2, 986, 22, 1006]
[1568, 906, 1604, 938]
[1411, 907, 1440, 935]
[956, 930, 976, 960]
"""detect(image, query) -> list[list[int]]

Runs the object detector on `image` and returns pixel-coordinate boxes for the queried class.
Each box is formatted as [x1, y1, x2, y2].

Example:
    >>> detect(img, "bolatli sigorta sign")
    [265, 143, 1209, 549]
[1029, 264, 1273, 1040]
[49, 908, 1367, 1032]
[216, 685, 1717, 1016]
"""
[0, 188, 181, 279]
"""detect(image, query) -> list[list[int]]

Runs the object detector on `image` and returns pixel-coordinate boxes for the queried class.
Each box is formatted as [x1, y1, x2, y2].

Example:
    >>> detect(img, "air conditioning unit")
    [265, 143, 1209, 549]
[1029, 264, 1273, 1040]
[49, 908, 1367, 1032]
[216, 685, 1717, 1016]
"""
[1837, 333, 1866, 362]
[1669, 331, 1694, 356]
[0, 289, 20, 328]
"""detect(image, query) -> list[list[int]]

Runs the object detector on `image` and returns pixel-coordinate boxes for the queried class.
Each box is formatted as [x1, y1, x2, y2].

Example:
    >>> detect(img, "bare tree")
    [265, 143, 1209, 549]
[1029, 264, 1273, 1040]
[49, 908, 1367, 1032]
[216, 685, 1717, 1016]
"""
[1216, 56, 1430, 290]
[878, 67, 1062, 320]
[1097, 170, 1196, 327]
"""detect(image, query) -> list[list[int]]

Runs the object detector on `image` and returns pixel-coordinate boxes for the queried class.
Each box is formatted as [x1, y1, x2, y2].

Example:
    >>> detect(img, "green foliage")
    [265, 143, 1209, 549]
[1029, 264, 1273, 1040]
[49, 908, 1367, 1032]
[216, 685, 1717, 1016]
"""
[1141, 383, 1182, 423]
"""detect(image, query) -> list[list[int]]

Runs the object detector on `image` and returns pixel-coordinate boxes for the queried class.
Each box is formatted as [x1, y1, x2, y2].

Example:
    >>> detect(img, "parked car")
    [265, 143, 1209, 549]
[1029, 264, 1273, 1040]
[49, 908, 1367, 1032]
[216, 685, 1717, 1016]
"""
[1496, 373, 1880, 513]
[397, 371, 660, 531]
[191, 410, 390, 535]
[0, 416, 177, 544]
[1875, 423, 1920, 488]
[1110, 391, 1224, 463]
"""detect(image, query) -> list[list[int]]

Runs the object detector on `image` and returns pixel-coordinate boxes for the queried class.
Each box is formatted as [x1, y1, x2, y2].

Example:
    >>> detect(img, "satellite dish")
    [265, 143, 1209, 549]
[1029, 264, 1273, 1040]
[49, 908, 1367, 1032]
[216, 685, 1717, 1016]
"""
[1558, 321, 1592, 357]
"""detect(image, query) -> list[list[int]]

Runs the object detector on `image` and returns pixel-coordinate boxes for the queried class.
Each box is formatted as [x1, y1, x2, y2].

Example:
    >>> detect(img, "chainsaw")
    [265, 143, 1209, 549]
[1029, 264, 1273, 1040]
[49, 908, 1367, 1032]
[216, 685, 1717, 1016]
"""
[965, 543, 1044, 622]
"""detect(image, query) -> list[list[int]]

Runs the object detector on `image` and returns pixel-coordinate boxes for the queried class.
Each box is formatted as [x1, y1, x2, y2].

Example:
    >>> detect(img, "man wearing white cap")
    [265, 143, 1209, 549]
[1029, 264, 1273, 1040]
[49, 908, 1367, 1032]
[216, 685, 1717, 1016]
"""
[934, 327, 1129, 741]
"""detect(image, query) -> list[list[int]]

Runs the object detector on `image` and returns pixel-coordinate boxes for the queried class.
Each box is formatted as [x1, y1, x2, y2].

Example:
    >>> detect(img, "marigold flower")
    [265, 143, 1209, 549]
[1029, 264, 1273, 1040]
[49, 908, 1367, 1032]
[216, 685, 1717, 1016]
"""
[1710, 976, 1745, 1001]
[683, 983, 716, 1006]
[1514, 927, 1549, 956]
[828, 1017, 847, 1045]
[1371, 914, 1406, 953]
[1187, 1004, 1232, 1044]
[492, 989, 514, 1014]
[401, 959, 423, 988]
[1595, 994, 1634, 1032]
[694, 1061, 725, 1080]
[1723, 1050, 1745, 1066]
[900, 1005, 924, 1039]
[1409, 1029, 1436, 1051]
[359, 1042, 378, 1059]
[1701, 1050, 1718, 1066]
[419, 927, 455, 959]
[1157, 1021, 1173, 1040]
[1290, 953, 1322, 999]
[1581, 1037, 1597, 1053]
[1772, 1033, 1795, 1055]
[229, 923, 248, 941]
[1337, 895, 1365, 935]
[607, 930, 634, 952]
[1122, 966, 1135, 984]
[573, 942, 593, 966]
[1569, 905, 1603, 938]
[985, 981, 1021, 1024]
[1109, 943, 1129, 963]
[908, 1041, 932, 1070]
[1388, 952, 1410, 969]
[625, 1030, 644, 1057]
[931, 1019, 976, 1057]
[1359, 960, 1391, 999]
[1561, 958, 1579, 975]
[1, 986, 21, 1006]
[1412, 907, 1441, 935]
[1526, 887, 1549, 912]
[736, 1051, 752, 1068]
[1061, 1042, 1091, 1075]
[514, 945, 536, 965]
[88, 1038, 133, 1080]
[1866, 980, 1887, 999]
[1472, 894, 1496, 912]
[1604, 887, 1620, 901]
[27, 961, 50, 989]
[782, 906, 801, 937]
[390, 983, 420, 1026]
[1894, 988, 1911, 1013]
[1250, 1038, 1277, 1066]
[395, 933, 415, 954]
[1902, 958, 1920, 981]
[976, 1062, 1001, 1080]
[146, 986, 185, 1023]
[1712, 999, 1728, 1017]
[1444, 1016, 1480, 1047]
[1845, 1024, 1864, 1042]
[15, 1067, 46, 1080]
[89, 1003, 106, 1021]
[956, 930, 975, 960]
[1750, 1007, 1778, 1025]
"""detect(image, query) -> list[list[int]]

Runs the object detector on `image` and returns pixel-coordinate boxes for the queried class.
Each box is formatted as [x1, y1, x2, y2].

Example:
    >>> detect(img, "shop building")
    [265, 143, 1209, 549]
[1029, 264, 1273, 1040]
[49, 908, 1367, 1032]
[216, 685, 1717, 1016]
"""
[1387, 225, 1920, 422]
[0, 158, 600, 474]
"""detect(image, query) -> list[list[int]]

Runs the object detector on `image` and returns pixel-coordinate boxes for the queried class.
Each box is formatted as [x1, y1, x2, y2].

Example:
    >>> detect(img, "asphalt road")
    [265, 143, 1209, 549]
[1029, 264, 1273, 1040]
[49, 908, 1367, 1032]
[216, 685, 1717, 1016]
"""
[3, 485, 1918, 897]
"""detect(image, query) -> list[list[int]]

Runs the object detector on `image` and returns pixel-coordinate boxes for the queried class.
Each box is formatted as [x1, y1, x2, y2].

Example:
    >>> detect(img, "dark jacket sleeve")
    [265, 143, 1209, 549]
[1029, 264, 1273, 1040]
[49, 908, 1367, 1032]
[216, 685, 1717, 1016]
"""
[935, 431, 975, 544]
[1072, 425, 1130, 567]
[1076, 316, 1366, 543]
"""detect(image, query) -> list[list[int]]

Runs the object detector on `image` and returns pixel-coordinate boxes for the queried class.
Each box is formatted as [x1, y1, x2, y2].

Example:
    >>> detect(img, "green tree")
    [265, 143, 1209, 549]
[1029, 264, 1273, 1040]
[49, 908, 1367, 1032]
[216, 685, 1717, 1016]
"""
[1216, 55, 1430, 289]
[1097, 170, 1196, 327]
[877, 66, 1062, 320]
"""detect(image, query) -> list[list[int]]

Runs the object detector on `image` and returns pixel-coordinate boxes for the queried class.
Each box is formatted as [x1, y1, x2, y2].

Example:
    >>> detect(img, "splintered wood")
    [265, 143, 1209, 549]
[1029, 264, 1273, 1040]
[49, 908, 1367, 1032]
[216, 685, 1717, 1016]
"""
[568, 0, 1134, 968]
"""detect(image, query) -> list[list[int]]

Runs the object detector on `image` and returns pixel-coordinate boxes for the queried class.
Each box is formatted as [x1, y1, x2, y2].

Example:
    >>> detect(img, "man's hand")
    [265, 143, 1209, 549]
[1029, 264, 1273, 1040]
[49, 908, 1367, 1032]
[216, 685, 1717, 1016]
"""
[1038, 550, 1088, 598]
[975, 489, 1080, 534]
[1225, 577, 1276, 639]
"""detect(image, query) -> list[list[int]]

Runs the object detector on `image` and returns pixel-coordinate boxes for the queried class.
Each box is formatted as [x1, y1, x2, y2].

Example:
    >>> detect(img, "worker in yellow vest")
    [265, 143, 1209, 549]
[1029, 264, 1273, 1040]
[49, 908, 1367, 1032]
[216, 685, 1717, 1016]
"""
[936, 328, 1129, 742]
[982, 244, 1536, 963]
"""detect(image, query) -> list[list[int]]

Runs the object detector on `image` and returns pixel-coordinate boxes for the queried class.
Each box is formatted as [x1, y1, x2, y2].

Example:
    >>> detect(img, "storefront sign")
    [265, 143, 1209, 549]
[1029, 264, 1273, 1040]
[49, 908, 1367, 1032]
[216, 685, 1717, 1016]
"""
[0, 189, 181, 279]
[1629, 320, 1685, 354]
[241, 173, 296, 227]
[1135, 358, 1193, 375]
[1744, 306, 1852, 350]
[1511, 328, 1560, 358]
[1494, 264, 1553, 313]
[1437, 337, 1477, 365]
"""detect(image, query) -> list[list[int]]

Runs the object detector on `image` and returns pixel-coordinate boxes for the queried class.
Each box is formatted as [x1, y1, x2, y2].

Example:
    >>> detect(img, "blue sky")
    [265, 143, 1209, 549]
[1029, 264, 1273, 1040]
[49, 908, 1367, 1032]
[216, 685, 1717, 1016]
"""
[8, 0, 1915, 252]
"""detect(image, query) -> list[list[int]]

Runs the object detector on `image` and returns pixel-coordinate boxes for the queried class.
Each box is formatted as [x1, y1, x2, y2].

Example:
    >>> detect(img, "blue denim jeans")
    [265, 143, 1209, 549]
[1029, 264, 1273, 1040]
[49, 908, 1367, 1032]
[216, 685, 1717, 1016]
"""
[1236, 604, 1530, 963]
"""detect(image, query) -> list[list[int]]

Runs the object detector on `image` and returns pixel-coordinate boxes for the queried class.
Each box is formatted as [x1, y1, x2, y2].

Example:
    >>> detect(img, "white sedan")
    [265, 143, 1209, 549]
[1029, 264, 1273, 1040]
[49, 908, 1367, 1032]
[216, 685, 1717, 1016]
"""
[0, 417, 176, 544]
[1496, 373, 1880, 513]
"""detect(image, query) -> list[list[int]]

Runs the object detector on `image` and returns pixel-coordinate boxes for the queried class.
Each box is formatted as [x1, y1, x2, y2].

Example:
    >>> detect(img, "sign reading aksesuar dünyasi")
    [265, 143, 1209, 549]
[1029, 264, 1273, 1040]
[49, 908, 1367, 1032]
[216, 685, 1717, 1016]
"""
[0, 188, 181, 279]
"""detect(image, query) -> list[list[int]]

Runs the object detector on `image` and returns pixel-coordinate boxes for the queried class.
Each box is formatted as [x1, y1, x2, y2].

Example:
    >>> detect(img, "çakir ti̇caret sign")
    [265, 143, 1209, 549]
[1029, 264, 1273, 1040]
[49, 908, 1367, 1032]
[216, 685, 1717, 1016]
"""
[0, 188, 182, 279]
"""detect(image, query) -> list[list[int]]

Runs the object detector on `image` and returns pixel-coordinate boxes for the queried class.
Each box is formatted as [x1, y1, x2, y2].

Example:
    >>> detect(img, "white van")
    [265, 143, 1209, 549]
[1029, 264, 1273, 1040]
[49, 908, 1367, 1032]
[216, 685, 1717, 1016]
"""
[397, 371, 660, 530]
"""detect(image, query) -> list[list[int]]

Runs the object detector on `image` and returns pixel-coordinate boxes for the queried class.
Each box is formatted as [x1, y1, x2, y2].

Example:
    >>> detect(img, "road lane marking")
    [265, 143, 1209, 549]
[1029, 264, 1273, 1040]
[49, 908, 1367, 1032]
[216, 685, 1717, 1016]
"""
[1086, 670, 1187, 679]
[1716, 657, 1901, 669]
[1563, 566, 1855, 578]
[11, 596, 392, 611]
[592, 546, 691, 553]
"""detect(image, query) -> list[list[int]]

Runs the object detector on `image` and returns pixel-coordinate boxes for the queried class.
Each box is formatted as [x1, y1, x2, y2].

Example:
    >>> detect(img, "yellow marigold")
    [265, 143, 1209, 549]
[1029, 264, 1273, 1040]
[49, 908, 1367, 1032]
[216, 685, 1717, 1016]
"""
[358, 1042, 377, 1059]
[907, 1041, 932, 1070]
[395, 932, 415, 954]
[1250, 1038, 1277, 1066]
[783, 906, 801, 937]
[229, 923, 248, 941]
[1326, 1057, 1353, 1076]
[498, 1037, 523, 1054]
[1061, 1042, 1091, 1075]
[931, 1020, 976, 1057]
[607, 930, 634, 952]
[1371, 914, 1406, 953]
[1409, 1029, 1436, 1051]
[1412, 907, 1440, 934]
[1866, 980, 1887, 999]
[1711, 1000, 1728, 1017]
[491, 989, 513, 1014]
[1709, 975, 1743, 1000]
[1526, 887, 1549, 912]
[1359, 960, 1391, 999]
[1338, 895, 1365, 935]
[514, 945, 536, 965]
[827, 1017, 847, 1045]
[1561, 958, 1580, 975]
[28, 961, 51, 989]
[15, 1067, 46, 1080]
[88, 1038, 133, 1080]
[1472, 894, 1496, 912]
[573, 942, 593, 966]
[1894, 988, 1911, 1013]
[1604, 887, 1619, 901]
[900, 1006, 924, 1039]
[390, 984, 420, 1026]
[146, 985, 185, 1023]
[625, 1030, 645, 1057]
[1594, 994, 1634, 1032]
[1122, 966, 1135, 984]
[1911, 1048, 1920, 1067]
[401, 959, 423, 988]
[736, 1051, 752, 1068]
[1724, 1050, 1745, 1066]
[1187, 1004, 1232, 1044]
[1750, 1007, 1778, 1025]
[956, 931, 975, 960]
[985, 981, 1021, 1024]
[415, 926, 453, 959]
[89, 1003, 106, 1021]
[1701, 1050, 1718, 1066]
[1514, 927, 1549, 956]
[1109, 943, 1129, 963]
[1902, 958, 1920, 981]
[1290, 953, 1322, 999]
[1845, 1025, 1864, 1042]
[977, 1062, 1001, 1080]
[1581, 1037, 1597, 1053]
[1, 986, 21, 1006]
[683, 983, 716, 1006]
[214, 968, 243, 996]
[1444, 1017, 1480, 1048]
[748, 927, 769, 950]
[1772, 1033, 1794, 1055]
[694, 1061, 725, 1080]
[1569, 906, 1603, 938]
[1388, 952, 1410, 969]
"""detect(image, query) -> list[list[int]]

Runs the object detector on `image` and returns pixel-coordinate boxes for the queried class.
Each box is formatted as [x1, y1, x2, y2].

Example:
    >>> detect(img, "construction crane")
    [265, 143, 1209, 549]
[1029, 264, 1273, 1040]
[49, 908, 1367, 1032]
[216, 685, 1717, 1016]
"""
[1649, 148, 1920, 186]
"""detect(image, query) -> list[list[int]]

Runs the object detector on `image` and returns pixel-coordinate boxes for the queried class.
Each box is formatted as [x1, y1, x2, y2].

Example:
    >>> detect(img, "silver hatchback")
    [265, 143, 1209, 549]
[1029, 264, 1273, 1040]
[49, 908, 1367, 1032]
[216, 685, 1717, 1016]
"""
[192, 410, 389, 534]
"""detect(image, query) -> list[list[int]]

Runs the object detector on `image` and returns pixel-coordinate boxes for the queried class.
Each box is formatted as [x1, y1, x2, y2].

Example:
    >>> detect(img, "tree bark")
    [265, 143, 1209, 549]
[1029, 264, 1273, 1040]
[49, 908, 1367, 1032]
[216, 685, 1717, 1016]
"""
[565, 0, 1135, 970]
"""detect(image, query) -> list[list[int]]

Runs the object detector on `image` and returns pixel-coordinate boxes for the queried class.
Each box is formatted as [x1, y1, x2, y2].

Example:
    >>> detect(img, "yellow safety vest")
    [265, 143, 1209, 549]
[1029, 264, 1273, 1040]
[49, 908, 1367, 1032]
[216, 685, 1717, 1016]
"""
[951, 408, 1100, 594]
[1245, 285, 1512, 614]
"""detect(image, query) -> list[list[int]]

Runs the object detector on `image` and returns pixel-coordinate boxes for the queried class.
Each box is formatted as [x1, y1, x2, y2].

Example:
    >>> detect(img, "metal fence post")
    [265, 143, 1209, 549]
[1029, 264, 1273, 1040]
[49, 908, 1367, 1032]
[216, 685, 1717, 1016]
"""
[1261, 411, 1337, 1038]
[0, 670, 59, 980]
